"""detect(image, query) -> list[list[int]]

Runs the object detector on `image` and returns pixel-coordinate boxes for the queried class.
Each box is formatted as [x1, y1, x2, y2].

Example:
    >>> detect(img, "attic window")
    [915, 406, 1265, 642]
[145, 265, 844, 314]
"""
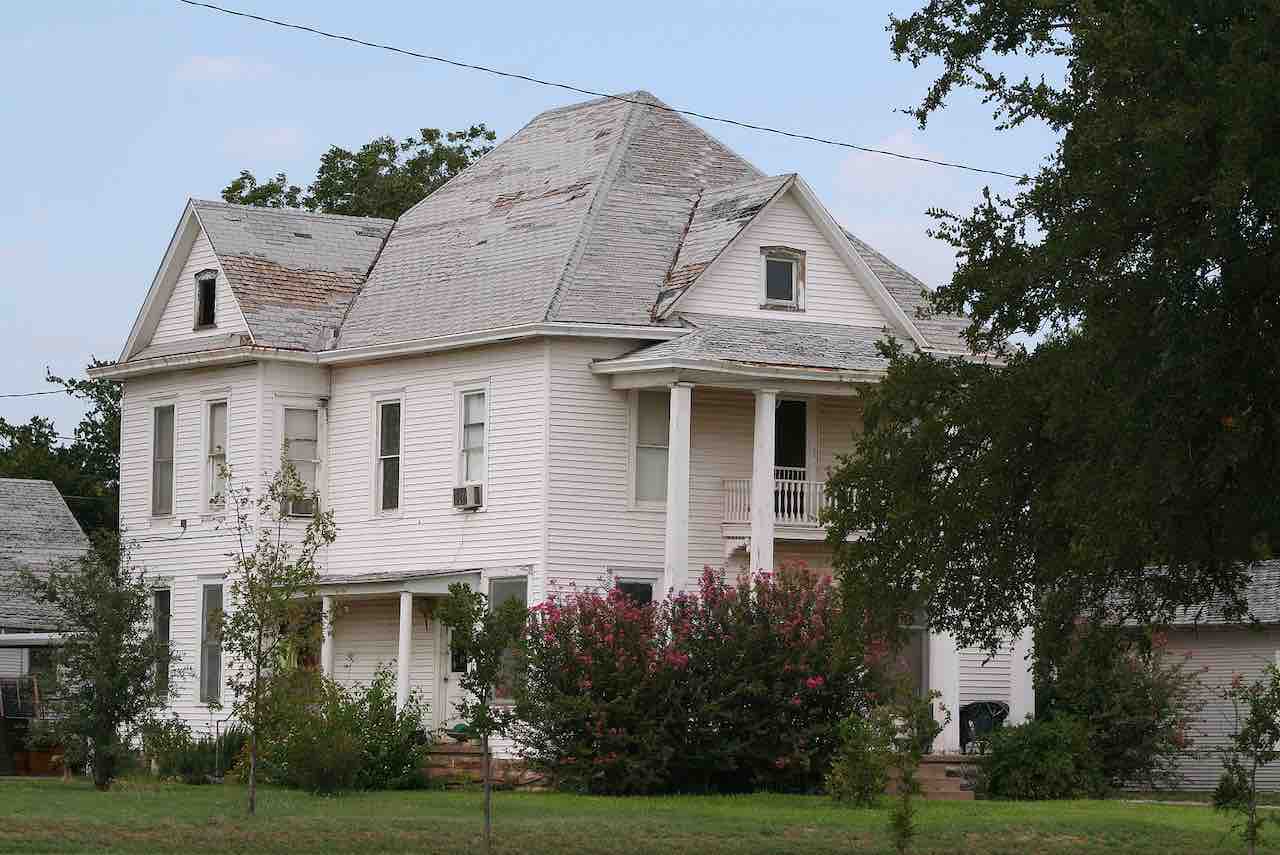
[194, 270, 217, 329]
[760, 246, 805, 310]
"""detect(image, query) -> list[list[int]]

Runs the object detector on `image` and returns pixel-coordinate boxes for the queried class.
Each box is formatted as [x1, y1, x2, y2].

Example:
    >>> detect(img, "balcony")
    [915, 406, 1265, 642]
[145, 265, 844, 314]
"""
[723, 467, 831, 537]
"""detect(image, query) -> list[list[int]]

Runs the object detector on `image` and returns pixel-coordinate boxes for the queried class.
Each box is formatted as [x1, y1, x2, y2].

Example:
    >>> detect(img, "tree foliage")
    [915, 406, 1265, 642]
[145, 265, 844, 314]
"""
[217, 459, 336, 815]
[0, 360, 120, 536]
[828, 3, 1280, 649]
[18, 535, 175, 789]
[222, 125, 496, 220]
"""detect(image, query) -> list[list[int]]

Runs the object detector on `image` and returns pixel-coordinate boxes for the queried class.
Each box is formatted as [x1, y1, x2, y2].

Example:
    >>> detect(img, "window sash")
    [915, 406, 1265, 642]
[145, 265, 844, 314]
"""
[284, 408, 320, 516]
[152, 405, 174, 516]
[634, 391, 670, 502]
[207, 401, 227, 506]
[764, 257, 797, 303]
[461, 392, 486, 484]
[377, 402, 401, 511]
[200, 584, 222, 703]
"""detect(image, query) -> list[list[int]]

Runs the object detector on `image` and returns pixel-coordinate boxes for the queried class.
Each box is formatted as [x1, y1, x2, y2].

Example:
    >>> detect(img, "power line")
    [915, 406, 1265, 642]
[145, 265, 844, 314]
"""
[177, 0, 1029, 182]
[0, 390, 67, 399]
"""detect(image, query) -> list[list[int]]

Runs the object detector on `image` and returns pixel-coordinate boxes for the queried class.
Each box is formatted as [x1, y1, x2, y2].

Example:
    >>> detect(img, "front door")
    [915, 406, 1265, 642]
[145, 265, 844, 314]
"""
[434, 621, 469, 732]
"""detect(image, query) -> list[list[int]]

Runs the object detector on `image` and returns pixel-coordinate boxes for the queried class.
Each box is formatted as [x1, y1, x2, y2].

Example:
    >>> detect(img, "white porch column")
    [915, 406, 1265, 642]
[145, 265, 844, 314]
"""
[1009, 626, 1036, 724]
[320, 595, 335, 678]
[396, 591, 413, 711]
[928, 631, 961, 753]
[663, 383, 693, 595]
[750, 389, 778, 574]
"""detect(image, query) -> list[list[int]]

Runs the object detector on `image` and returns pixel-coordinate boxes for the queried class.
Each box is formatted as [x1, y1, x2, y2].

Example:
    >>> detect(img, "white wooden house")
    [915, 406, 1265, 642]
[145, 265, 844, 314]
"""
[91, 91, 1033, 750]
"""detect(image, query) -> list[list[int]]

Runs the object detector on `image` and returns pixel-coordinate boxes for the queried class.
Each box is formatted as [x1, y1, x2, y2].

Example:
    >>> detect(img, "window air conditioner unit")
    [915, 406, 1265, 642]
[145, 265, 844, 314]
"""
[452, 484, 483, 510]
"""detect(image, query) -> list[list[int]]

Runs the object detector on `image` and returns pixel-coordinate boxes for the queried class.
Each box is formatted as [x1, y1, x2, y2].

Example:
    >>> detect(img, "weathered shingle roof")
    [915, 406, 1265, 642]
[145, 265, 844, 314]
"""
[0, 479, 88, 631]
[597, 313, 900, 374]
[192, 201, 394, 351]
[1167, 561, 1280, 626]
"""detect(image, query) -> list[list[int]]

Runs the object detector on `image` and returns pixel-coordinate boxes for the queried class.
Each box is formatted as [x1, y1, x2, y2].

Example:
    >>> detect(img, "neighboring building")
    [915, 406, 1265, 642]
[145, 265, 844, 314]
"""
[1162, 560, 1280, 790]
[90, 91, 1032, 749]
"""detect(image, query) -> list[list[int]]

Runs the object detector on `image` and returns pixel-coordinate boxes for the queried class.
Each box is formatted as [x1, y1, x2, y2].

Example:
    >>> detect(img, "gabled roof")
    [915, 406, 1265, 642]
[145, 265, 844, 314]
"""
[0, 479, 88, 631]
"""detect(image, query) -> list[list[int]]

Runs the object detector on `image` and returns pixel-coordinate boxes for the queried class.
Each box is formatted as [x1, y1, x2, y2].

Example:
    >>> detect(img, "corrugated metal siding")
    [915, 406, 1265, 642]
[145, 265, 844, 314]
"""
[148, 229, 248, 348]
[676, 191, 888, 328]
[1165, 627, 1280, 791]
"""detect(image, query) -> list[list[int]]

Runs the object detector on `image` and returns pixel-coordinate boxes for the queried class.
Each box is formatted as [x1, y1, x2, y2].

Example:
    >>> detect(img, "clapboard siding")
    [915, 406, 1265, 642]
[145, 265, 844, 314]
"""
[323, 340, 546, 578]
[148, 230, 248, 348]
[1165, 627, 1280, 791]
[676, 190, 889, 329]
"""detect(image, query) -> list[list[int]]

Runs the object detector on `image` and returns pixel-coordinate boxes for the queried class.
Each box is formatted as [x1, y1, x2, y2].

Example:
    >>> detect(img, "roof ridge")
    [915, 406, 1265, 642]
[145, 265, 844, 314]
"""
[540, 96, 648, 321]
[191, 199, 395, 226]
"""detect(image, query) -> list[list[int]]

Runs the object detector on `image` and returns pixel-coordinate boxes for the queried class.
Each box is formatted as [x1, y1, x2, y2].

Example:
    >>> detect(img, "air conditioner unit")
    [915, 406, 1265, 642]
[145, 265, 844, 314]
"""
[452, 484, 483, 510]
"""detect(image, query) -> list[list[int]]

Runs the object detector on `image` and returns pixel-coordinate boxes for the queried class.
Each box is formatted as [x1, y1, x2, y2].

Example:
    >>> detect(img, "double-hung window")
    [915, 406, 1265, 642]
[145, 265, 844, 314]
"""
[151, 404, 175, 516]
[200, 583, 223, 703]
[634, 390, 670, 503]
[284, 408, 320, 516]
[377, 401, 401, 512]
[489, 577, 528, 701]
[153, 589, 172, 695]
[207, 401, 227, 507]
[460, 391, 486, 485]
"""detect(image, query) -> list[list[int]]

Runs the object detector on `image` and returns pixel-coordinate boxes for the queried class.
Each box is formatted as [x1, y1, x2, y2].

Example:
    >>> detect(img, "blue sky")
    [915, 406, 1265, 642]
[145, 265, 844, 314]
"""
[0, 0, 1056, 432]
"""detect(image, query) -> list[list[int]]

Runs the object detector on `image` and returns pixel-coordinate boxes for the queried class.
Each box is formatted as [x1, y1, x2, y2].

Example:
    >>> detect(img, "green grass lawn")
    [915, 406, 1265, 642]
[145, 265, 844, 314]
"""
[0, 777, 1268, 854]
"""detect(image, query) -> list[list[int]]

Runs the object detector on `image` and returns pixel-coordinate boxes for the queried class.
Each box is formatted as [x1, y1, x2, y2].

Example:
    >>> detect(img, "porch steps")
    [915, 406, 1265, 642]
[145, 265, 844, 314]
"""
[887, 754, 976, 801]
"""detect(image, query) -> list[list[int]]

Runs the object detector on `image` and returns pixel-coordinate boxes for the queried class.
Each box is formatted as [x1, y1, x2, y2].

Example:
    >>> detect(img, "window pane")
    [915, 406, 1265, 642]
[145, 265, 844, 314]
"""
[153, 406, 174, 460]
[463, 424, 485, 452]
[380, 457, 399, 511]
[636, 447, 668, 502]
[618, 581, 654, 605]
[464, 392, 485, 425]
[284, 408, 318, 442]
[490, 577, 528, 609]
[464, 448, 486, 483]
[637, 391, 670, 447]
[152, 460, 173, 516]
[766, 258, 795, 302]
[209, 402, 227, 453]
[380, 402, 400, 456]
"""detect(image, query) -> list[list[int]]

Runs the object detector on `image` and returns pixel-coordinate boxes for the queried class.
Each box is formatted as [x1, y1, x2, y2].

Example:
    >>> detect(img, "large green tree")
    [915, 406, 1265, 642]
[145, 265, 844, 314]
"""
[0, 361, 120, 535]
[826, 3, 1280, 651]
[222, 125, 496, 220]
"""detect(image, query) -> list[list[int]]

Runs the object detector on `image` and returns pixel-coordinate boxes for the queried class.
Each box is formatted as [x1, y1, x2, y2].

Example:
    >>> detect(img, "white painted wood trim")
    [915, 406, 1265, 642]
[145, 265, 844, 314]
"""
[397, 591, 413, 711]
[750, 389, 778, 573]
[663, 383, 693, 593]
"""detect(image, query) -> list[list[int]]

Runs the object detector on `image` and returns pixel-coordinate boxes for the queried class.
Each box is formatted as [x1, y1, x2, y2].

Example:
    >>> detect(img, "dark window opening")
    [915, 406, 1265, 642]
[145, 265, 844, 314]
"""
[196, 273, 217, 328]
[617, 581, 654, 606]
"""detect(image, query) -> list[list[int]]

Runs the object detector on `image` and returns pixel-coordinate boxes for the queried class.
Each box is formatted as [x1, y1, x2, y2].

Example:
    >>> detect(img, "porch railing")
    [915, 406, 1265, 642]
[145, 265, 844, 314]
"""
[722, 477, 830, 527]
[0, 676, 42, 719]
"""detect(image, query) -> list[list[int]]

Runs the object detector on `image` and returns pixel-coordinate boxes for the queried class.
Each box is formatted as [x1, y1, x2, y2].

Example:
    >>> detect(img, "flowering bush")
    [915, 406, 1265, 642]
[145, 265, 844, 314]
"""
[514, 565, 868, 794]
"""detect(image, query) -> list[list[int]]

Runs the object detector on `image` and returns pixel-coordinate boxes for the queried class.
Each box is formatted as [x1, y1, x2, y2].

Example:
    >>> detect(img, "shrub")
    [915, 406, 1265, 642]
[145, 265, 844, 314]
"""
[516, 565, 868, 794]
[981, 715, 1101, 799]
[827, 706, 894, 806]
[1035, 624, 1200, 791]
[259, 667, 429, 793]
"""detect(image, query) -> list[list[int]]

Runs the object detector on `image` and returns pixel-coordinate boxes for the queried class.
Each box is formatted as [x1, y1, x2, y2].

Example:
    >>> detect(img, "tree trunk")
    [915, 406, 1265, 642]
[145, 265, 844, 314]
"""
[482, 733, 492, 853]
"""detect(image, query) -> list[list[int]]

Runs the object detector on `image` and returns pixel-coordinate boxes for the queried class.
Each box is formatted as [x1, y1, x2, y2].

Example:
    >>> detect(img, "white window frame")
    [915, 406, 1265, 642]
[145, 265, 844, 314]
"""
[456, 382, 490, 493]
[149, 400, 177, 518]
[193, 269, 218, 330]
[277, 399, 324, 517]
[372, 394, 404, 516]
[198, 579, 223, 704]
[628, 389, 670, 509]
[203, 396, 229, 510]
[609, 566, 663, 604]
[759, 246, 806, 311]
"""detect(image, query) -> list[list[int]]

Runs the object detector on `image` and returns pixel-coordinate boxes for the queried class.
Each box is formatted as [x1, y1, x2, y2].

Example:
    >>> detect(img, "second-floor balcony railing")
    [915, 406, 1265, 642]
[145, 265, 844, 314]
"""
[723, 473, 830, 528]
